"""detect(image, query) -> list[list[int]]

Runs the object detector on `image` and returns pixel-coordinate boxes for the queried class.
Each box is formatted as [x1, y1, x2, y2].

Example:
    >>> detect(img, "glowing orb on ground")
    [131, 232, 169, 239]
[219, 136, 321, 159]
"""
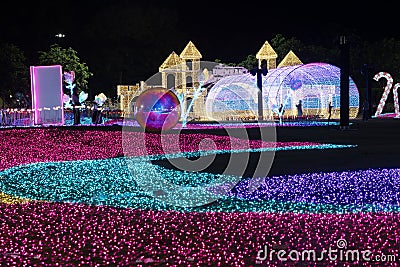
[135, 87, 181, 132]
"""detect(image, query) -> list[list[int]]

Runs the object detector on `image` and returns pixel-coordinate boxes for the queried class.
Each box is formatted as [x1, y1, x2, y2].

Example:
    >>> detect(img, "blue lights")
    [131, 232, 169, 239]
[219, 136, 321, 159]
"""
[206, 62, 360, 120]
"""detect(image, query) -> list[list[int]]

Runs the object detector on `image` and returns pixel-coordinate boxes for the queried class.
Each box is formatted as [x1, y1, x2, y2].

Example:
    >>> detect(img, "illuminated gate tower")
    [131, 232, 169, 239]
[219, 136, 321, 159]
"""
[159, 41, 205, 119]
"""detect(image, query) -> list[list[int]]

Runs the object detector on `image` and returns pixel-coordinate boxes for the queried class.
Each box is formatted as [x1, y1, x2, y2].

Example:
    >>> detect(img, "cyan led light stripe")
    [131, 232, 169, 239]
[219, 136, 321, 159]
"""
[5, 144, 400, 214]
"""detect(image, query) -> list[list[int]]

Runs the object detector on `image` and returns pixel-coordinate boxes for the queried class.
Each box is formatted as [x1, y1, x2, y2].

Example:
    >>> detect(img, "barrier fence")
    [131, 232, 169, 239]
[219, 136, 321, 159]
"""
[0, 107, 125, 127]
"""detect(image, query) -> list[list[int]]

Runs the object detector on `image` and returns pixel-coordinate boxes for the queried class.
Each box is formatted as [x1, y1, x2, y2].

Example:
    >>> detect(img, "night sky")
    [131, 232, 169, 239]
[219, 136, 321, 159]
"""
[2, 1, 397, 60]
[1, 1, 399, 94]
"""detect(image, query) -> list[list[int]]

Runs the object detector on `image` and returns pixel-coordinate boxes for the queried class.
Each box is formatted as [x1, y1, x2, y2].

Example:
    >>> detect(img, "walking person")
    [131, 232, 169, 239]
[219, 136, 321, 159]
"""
[328, 101, 333, 125]
[278, 103, 284, 115]
[92, 101, 103, 125]
[278, 103, 285, 124]
[296, 100, 303, 117]
[72, 87, 81, 125]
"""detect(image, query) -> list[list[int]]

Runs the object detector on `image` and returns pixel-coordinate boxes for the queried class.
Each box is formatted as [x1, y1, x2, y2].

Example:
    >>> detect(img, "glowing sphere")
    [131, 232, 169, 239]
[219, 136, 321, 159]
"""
[135, 87, 181, 132]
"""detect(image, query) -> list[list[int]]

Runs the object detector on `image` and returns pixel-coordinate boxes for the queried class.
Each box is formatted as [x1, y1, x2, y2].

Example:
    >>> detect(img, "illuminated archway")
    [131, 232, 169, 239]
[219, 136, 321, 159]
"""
[205, 62, 360, 120]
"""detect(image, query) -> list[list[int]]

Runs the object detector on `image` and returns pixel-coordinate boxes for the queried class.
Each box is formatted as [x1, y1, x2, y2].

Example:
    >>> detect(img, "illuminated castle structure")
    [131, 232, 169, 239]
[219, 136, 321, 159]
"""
[158, 41, 204, 119]
[118, 40, 359, 121]
[117, 41, 248, 119]
[117, 83, 142, 115]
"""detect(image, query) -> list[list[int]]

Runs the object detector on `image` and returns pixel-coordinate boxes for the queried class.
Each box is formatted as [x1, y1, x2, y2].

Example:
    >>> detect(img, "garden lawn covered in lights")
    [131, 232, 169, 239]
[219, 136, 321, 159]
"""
[0, 127, 398, 266]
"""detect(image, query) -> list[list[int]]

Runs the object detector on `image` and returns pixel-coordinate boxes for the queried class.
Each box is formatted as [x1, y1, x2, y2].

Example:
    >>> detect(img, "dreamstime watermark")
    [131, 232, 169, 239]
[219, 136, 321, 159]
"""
[256, 238, 397, 264]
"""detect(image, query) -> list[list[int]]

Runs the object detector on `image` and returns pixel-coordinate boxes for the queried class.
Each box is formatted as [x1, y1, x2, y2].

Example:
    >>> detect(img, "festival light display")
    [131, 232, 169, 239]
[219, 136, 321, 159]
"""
[63, 70, 88, 109]
[134, 87, 181, 132]
[0, 202, 397, 266]
[206, 62, 360, 120]
[30, 65, 64, 125]
[0, 128, 398, 265]
[373, 71, 400, 118]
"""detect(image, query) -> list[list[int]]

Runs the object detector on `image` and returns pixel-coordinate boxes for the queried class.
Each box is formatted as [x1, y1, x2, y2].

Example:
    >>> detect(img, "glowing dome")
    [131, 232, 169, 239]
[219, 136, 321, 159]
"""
[205, 62, 360, 120]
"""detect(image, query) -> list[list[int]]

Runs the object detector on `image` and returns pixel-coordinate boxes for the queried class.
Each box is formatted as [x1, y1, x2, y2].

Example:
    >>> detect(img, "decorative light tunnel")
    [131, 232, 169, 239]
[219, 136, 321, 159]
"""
[205, 62, 360, 120]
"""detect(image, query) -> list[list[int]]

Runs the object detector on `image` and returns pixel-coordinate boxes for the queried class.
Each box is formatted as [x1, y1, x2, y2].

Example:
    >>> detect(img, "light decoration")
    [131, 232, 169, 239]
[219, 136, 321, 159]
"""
[0, 128, 398, 265]
[63, 70, 88, 109]
[179, 71, 211, 127]
[373, 72, 400, 118]
[63, 71, 75, 109]
[182, 120, 343, 129]
[94, 93, 107, 106]
[0, 128, 124, 171]
[121, 119, 344, 128]
[206, 62, 360, 120]
[134, 87, 181, 132]
[0, 201, 398, 266]
[0, 131, 355, 204]
[141, 60, 221, 126]
[30, 65, 65, 125]
[0, 128, 348, 171]
[393, 83, 400, 118]
[9, 154, 400, 214]
[79, 91, 88, 104]
[0, 128, 354, 208]
[0, 191, 30, 204]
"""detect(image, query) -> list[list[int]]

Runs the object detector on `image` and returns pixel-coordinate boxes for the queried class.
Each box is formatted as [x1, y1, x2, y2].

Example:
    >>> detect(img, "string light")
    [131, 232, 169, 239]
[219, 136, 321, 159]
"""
[0, 127, 398, 266]
[0, 202, 398, 265]
[206, 62, 360, 120]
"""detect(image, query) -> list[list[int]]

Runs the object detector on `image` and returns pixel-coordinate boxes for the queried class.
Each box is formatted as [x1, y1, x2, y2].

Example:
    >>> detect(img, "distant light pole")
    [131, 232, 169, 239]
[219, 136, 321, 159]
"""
[250, 59, 268, 121]
[361, 64, 374, 119]
[55, 33, 65, 38]
[54, 33, 66, 46]
[339, 35, 350, 129]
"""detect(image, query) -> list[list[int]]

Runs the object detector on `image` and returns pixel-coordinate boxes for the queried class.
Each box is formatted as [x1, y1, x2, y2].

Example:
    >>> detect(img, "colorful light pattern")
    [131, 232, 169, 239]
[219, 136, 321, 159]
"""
[134, 87, 181, 132]
[0, 202, 398, 266]
[392, 83, 400, 118]
[120, 119, 343, 129]
[0, 127, 398, 266]
[2, 157, 400, 214]
[182, 120, 342, 129]
[0, 143, 355, 211]
[0, 191, 30, 204]
[206, 62, 360, 120]
[374, 72, 394, 117]
[373, 72, 400, 118]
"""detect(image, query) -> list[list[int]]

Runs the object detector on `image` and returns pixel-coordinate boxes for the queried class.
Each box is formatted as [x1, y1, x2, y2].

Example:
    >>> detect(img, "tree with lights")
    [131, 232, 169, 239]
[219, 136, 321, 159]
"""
[38, 44, 93, 94]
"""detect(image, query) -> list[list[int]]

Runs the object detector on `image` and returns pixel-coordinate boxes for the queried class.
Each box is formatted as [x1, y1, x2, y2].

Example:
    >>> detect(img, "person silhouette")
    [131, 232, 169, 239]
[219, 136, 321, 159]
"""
[362, 99, 369, 121]
[296, 100, 303, 117]
[328, 101, 333, 124]
[72, 86, 81, 125]
[92, 101, 104, 125]
[278, 104, 284, 115]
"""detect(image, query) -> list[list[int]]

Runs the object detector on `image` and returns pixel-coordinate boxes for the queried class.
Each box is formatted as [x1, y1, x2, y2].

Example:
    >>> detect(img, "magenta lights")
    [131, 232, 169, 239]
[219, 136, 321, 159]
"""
[0, 128, 329, 171]
[0, 202, 398, 266]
